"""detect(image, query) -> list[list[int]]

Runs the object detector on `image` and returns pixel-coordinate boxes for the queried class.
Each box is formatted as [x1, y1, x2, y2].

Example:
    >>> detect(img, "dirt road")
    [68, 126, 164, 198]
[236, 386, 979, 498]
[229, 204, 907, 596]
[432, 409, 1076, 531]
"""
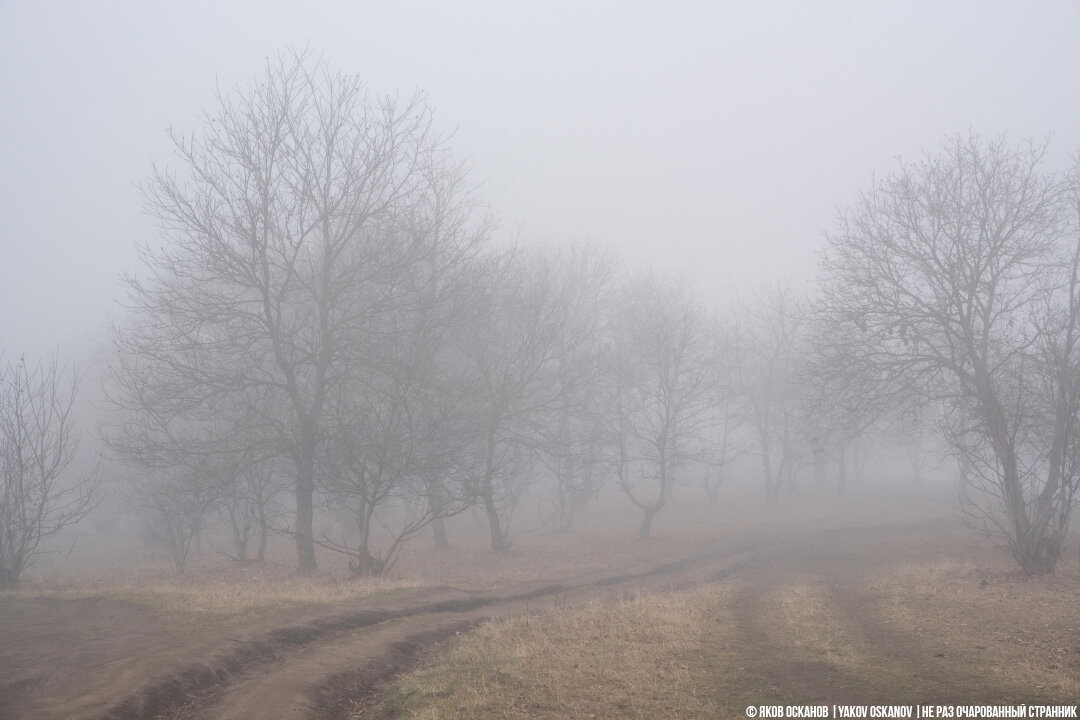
[8, 535, 759, 720]
[14, 514, 1059, 720]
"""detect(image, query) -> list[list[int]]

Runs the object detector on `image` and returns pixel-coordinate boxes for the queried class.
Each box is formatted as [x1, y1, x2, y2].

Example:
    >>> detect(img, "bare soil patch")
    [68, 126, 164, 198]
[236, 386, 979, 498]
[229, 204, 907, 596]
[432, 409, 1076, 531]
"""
[8, 489, 1062, 720]
[367, 521, 1080, 719]
[0, 596, 166, 720]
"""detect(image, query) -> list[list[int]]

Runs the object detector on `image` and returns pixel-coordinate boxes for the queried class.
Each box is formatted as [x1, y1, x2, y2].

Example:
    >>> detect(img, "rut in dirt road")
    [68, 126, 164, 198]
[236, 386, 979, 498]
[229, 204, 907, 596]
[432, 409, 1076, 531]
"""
[22, 519, 975, 720]
[63, 540, 759, 720]
[724, 522, 1059, 705]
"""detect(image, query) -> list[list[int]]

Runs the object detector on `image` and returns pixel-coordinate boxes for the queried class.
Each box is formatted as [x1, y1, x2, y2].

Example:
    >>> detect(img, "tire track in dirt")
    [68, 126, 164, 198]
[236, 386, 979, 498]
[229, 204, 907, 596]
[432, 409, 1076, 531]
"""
[196, 546, 759, 720]
[726, 521, 1020, 704]
[35, 542, 758, 720]
[26, 520, 981, 720]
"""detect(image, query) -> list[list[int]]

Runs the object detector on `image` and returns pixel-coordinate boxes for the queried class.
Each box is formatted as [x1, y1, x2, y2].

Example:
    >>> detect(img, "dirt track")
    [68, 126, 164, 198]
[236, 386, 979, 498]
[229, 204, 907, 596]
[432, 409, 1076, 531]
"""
[12, 514, 1059, 720]
[6, 534, 760, 720]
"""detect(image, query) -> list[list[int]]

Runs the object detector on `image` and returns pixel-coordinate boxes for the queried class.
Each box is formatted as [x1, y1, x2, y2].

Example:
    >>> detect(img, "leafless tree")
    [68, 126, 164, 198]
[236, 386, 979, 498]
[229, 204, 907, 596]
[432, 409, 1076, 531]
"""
[532, 245, 615, 533]
[458, 245, 601, 551]
[109, 49, 448, 571]
[600, 275, 720, 539]
[537, 384, 606, 533]
[819, 133, 1080, 574]
[215, 453, 284, 564]
[737, 285, 806, 503]
[801, 306, 896, 496]
[0, 354, 98, 586]
[313, 153, 488, 573]
[133, 466, 216, 575]
[702, 410, 747, 503]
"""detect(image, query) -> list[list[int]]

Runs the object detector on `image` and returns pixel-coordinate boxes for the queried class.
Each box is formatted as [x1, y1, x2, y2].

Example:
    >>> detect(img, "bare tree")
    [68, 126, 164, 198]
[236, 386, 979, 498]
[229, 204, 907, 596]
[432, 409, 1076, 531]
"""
[215, 453, 284, 564]
[533, 245, 615, 533]
[738, 285, 806, 503]
[801, 307, 895, 497]
[109, 49, 447, 572]
[458, 245, 601, 551]
[0, 355, 98, 586]
[702, 410, 747, 503]
[600, 275, 719, 539]
[819, 133, 1080, 574]
[537, 382, 606, 533]
[313, 152, 488, 573]
[315, 284, 477, 575]
[133, 467, 216, 575]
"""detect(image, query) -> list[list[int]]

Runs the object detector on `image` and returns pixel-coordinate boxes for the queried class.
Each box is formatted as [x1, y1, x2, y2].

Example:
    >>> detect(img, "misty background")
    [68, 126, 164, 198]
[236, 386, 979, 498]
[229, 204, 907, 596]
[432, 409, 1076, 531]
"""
[4, 1, 1080, 356]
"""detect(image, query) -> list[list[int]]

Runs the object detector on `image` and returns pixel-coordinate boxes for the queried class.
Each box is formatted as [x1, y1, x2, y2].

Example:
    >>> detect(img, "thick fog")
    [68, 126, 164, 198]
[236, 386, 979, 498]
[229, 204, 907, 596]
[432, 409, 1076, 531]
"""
[8, 9, 1080, 717]
[4, 0, 1080, 580]
[4, 1, 1080, 354]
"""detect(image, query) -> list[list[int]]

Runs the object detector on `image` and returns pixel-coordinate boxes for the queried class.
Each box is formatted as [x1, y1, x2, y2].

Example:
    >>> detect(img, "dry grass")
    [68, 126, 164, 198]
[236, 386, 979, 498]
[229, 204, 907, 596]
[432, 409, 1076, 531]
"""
[3, 566, 426, 629]
[868, 546, 1080, 699]
[770, 581, 865, 669]
[377, 584, 732, 720]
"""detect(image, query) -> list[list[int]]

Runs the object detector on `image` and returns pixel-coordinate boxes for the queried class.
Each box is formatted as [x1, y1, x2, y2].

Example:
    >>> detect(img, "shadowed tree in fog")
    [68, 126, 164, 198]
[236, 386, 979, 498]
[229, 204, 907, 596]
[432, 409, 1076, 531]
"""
[314, 158, 489, 574]
[458, 246, 600, 552]
[738, 285, 806, 503]
[819, 133, 1080, 574]
[801, 304, 898, 496]
[132, 465, 216, 575]
[600, 275, 720, 539]
[109, 49, 454, 572]
[0, 355, 98, 586]
[215, 452, 284, 564]
[533, 244, 615, 533]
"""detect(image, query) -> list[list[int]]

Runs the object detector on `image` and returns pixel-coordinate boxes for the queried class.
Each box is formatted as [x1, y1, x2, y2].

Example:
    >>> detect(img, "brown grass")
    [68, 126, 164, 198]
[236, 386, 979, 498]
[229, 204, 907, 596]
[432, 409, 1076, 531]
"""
[372, 526, 1080, 718]
[376, 584, 733, 720]
[868, 542, 1080, 698]
[770, 581, 866, 669]
[2, 566, 426, 629]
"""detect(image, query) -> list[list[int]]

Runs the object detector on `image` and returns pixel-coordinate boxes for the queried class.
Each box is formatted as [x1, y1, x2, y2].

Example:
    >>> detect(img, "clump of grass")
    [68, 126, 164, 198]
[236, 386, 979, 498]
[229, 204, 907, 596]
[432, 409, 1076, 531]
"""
[772, 581, 865, 669]
[381, 585, 729, 720]
[868, 558, 1080, 698]
[3, 572, 426, 628]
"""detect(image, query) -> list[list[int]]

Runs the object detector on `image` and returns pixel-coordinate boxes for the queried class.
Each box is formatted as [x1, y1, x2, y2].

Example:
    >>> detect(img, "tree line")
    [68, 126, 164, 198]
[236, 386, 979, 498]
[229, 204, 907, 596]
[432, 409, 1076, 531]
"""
[3, 50, 1079, 584]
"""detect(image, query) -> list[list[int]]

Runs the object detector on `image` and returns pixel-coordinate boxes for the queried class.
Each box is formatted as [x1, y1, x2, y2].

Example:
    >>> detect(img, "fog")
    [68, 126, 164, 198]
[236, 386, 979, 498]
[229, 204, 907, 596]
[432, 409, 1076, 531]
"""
[4, 4, 1080, 714]
[5, 2, 1080, 354]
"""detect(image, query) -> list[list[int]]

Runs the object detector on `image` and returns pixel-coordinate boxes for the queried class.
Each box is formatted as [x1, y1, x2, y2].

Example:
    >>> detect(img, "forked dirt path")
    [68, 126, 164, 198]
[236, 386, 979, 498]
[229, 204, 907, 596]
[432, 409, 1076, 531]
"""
[0, 597, 168, 720]
[724, 521, 1068, 706]
[14, 516, 1021, 720]
[10, 539, 757, 720]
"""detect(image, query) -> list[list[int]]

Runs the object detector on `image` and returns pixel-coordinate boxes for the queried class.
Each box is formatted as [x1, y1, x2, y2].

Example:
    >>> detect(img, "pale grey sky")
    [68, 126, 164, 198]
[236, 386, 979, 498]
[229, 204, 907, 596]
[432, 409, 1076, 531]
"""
[2, 0, 1079, 356]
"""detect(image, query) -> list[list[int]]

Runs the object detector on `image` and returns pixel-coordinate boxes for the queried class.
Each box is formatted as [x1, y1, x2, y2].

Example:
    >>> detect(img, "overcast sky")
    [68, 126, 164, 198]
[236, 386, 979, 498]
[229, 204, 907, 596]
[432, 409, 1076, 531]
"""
[2, 1, 1080, 357]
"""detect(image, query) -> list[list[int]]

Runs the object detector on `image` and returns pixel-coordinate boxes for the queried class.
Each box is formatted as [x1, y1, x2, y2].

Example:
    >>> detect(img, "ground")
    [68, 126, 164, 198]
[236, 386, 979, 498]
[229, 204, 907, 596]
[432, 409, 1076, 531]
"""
[2, 487, 1078, 720]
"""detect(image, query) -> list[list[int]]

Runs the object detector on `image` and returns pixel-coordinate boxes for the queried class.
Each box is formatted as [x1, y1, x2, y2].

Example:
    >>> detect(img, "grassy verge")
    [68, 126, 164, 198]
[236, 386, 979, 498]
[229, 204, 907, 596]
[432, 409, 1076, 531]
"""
[367, 533, 1080, 718]
[376, 585, 735, 720]
[868, 557, 1080, 698]
[2, 573, 427, 631]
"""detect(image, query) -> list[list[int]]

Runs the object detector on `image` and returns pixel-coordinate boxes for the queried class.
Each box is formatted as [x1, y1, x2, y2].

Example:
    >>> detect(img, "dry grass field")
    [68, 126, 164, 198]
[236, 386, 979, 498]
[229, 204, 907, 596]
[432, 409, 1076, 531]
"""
[359, 508, 1080, 719]
[3, 486, 1079, 719]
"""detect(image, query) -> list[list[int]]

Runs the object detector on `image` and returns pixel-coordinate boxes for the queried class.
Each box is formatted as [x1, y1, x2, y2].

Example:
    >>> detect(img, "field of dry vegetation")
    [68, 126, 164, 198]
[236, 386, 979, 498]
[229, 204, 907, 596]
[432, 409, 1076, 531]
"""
[350, 498, 1080, 719]
[3, 488, 1080, 719]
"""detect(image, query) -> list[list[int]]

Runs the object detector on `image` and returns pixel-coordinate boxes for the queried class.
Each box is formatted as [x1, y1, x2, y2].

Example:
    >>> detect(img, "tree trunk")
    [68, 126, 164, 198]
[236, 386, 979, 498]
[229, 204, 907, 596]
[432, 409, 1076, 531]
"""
[484, 491, 510, 552]
[762, 442, 780, 504]
[256, 493, 269, 562]
[425, 476, 450, 548]
[837, 447, 848, 496]
[813, 442, 826, 486]
[638, 505, 658, 539]
[431, 517, 449, 548]
[257, 519, 268, 562]
[784, 460, 797, 493]
[295, 468, 317, 572]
